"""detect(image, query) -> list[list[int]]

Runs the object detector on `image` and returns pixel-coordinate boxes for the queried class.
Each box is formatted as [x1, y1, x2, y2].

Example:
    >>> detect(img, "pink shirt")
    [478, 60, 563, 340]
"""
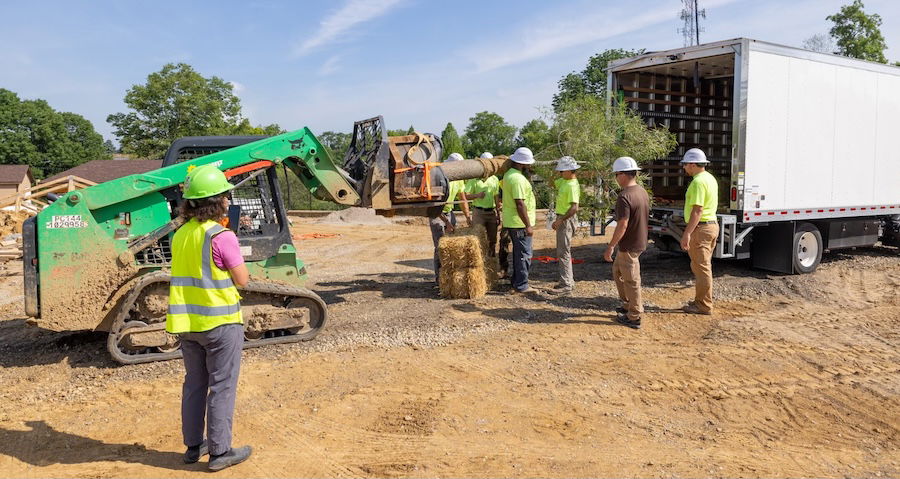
[211, 230, 244, 270]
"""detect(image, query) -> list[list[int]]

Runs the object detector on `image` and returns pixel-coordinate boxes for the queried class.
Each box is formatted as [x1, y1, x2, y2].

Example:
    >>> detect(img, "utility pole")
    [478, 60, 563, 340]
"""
[679, 0, 706, 46]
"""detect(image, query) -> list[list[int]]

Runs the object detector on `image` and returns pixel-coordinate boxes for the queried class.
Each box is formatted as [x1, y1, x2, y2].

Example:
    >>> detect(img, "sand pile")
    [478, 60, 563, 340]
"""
[315, 207, 392, 226]
[437, 224, 497, 299]
[0, 210, 30, 237]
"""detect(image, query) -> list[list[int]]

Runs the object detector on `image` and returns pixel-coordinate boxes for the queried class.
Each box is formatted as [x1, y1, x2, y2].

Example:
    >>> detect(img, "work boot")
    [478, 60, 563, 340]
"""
[208, 446, 252, 472]
[548, 284, 573, 296]
[614, 313, 641, 329]
[682, 302, 712, 315]
[183, 440, 208, 464]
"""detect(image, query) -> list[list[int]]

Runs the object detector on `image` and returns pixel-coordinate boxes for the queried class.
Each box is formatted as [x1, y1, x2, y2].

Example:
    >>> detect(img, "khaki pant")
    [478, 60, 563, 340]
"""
[688, 223, 719, 313]
[613, 250, 643, 321]
[473, 208, 498, 257]
[555, 215, 577, 289]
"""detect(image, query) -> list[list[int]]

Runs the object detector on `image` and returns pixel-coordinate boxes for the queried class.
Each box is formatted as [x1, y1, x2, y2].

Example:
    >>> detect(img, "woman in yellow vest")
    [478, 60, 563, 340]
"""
[166, 164, 252, 471]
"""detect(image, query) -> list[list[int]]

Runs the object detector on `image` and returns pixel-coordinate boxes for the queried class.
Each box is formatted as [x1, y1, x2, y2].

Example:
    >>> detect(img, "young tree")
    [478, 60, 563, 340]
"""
[440, 122, 464, 160]
[827, 0, 888, 63]
[463, 111, 517, 158]
[544, 95, 676, 218]
[0, 88, 110, 178]
[406, 125, 416, 135]
[552, 48, 645, 112]
[108, 63, 248, 159]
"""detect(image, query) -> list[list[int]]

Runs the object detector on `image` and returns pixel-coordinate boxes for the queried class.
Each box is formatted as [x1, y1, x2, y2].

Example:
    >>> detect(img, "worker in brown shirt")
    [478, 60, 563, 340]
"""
[603, 157, 649, 329]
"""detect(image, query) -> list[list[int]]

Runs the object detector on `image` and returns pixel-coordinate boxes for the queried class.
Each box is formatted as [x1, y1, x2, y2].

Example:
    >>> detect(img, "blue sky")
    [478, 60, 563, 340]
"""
[2, 0, 898, 148]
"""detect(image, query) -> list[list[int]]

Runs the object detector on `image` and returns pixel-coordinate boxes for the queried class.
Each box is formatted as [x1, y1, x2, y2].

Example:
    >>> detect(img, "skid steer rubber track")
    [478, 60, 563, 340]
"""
[106, 271, 327, 365]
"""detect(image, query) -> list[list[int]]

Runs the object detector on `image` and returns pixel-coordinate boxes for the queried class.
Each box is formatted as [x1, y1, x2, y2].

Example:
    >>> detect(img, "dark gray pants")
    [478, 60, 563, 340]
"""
[509, 228, 532, 291]
[430, 212, 456, 282]
[180, 323, 243, 456]
[498, 227, 510, 274]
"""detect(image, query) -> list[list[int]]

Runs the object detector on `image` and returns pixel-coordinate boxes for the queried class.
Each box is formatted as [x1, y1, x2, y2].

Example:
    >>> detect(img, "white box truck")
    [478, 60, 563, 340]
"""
[607, 38, 900, 273]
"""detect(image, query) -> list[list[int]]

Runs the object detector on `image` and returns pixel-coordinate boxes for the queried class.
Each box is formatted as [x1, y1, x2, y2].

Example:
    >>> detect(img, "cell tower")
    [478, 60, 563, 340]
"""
[678, 0, 706, 46]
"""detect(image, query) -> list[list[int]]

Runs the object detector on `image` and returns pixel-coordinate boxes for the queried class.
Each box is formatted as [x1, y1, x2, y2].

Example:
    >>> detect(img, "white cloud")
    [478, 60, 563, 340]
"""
[466, 0, 742, 72]
[292, 0, 405, 57]
[318, 56, 341, 76]
[229, 80, 245, 94]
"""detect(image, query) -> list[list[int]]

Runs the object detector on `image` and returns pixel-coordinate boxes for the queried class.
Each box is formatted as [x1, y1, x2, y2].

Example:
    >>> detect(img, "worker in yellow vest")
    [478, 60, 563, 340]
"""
[167, 164, 252, 472]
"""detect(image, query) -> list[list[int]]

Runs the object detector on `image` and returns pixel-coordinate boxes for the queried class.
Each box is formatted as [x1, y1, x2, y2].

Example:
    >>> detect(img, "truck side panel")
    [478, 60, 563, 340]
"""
[743, 51, 789, 210]
[875, 73, 900, 205]
[745, 48, 900, 214]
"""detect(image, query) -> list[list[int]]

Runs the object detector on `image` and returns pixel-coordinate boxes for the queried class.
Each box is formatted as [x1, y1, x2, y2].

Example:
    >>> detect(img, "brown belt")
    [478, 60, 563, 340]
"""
[698, 220, 718, 225]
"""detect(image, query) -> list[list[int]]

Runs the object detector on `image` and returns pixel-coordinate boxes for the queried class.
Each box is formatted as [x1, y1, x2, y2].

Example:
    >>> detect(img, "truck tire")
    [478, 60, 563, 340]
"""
[793, 222, 823, 273]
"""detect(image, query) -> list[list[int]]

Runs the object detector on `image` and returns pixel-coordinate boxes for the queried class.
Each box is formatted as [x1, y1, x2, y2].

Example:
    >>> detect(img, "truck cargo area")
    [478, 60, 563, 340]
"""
[613, 53, 735, 209]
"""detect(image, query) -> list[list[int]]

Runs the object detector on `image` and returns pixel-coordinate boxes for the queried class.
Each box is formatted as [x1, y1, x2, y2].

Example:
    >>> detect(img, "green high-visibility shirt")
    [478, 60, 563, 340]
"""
[443, 180, 466, 213]
[501, 168, 536, 228]
[465, 176, 500, 209]
[684, 170, 718, 222]
[554, 178, 581, 215]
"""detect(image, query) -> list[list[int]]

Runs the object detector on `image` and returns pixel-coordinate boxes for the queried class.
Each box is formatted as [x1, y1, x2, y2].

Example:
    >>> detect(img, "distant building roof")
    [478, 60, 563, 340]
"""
[0, 165, 34, 185]
[44, 160, 163, 184]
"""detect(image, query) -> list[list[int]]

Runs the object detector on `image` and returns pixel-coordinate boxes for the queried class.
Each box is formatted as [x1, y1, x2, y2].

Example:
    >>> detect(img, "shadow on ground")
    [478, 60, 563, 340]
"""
[0, 322, 116, 369]
[0, 420, 189, 470]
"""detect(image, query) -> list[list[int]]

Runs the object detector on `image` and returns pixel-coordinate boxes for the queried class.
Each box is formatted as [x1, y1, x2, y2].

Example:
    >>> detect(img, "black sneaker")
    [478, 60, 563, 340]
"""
[614, 313, 641, 329]
[208, 446, 252, 472]
[616, 306, 627, 315]
[183, 440, 208, 464]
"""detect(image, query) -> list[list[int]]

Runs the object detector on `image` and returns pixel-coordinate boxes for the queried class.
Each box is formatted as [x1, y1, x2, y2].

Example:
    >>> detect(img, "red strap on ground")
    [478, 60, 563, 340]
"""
[292, 232, 342, 240]
[533, 256, 584, 264]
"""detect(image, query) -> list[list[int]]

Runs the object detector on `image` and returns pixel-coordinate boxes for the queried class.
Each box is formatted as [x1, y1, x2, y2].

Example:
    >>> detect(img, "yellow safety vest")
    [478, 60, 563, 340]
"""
[166, 219, 243, 333]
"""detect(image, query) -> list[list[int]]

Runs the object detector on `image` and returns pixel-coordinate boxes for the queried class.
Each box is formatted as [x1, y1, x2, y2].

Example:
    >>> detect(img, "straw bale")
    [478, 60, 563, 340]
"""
[438, 266, 488, 299]
[438, 224, 488, 268]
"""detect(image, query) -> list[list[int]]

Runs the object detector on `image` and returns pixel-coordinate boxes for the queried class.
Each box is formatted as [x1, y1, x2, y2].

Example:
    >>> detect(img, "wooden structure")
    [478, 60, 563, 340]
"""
[0, 175, 96, 214]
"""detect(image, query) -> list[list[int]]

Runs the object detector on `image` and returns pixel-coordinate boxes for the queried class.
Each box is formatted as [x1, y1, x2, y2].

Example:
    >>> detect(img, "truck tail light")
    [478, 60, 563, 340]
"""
[731, 187, 737, 202]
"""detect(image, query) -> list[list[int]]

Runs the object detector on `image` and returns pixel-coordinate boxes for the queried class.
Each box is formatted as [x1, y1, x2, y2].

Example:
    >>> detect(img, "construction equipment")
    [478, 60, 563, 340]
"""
[22, 116, 509, 364]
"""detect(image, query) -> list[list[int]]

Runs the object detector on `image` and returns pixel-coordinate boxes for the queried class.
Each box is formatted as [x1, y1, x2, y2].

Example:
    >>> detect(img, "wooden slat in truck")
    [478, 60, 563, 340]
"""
[608, 38, 900, 273]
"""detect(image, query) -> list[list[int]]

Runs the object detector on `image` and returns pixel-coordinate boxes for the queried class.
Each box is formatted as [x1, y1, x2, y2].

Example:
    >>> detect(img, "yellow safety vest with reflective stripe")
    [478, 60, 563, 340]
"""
[166, 219, 243, 333]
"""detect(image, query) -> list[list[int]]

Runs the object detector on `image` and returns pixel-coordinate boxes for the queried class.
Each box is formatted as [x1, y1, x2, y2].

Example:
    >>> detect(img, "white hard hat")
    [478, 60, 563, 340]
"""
[509, 147, 535, 165]
[480, 152, 494, 159]
[680, 148, 709, 164]
[446, 152, 464, 162]
[612, 156, 640, 172]
[554, 156, 580, 171]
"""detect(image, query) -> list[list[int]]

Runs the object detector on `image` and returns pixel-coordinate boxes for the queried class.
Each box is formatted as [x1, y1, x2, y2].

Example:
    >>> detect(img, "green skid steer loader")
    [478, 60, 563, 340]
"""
[22, 117, 509, 364]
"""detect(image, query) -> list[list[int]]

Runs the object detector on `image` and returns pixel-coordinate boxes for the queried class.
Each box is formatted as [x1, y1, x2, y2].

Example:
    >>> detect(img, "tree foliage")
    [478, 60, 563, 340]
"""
[541, 96, 676, 218]
[108, 63, 278, 159]
[440, 122, 464, 160]
[0, 88, 110, 178]
[802, 33, 836, 53]
[827, 0, 888, 63]
[516, 118, 554, 157]
[463, 111, 517, 158]
[552, 48, 645, 111]
[317, 131, 352, 160]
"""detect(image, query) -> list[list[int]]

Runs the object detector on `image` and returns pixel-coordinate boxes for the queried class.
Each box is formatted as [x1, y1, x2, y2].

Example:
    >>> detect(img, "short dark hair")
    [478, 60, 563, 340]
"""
[619, 170, 637, 178]
[179, 193, 228, 223]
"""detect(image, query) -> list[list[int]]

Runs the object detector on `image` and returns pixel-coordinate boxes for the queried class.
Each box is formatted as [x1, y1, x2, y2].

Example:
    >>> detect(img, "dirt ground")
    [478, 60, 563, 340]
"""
[0, 219, 898, 478]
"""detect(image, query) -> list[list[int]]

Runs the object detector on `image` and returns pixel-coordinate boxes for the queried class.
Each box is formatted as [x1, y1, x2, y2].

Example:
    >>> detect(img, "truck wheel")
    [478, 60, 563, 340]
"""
[793, 222, 823, 273]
